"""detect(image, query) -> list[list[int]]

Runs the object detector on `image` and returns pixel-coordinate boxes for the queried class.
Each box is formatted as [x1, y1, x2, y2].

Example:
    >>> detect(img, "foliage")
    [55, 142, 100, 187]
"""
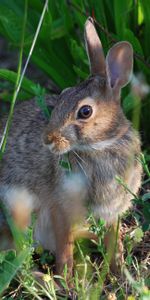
[0, 1, 149, 143]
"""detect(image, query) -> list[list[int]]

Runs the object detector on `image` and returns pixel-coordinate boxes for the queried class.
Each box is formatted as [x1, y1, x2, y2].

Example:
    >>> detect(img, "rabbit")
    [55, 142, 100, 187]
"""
[0, 17, 142, 277]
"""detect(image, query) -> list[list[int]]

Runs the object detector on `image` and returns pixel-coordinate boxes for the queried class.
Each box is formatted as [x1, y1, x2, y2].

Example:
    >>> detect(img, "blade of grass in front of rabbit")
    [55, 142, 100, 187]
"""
[0, 0, 28, 159]
[115, 175, 138, 199]
[0, 0, 49, 159]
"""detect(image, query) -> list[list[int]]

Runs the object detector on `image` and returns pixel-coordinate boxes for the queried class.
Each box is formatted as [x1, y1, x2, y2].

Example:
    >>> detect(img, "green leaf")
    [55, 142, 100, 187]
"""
[139, 0, 150, 57]
[123, 93, 136, 114]
[142, 222, 150, 232]
[71, 0, 86, 28]
[39, 9, 52, 39]
[0, 5, 31, 45]
[124, 28, 143, 55]
[143, 203, 150, 221]
[142, 193, 150, 201]
[132, 228, 144, 243]
[0, 248, 29, 294]
[31, 51, 70, 88]
[61, 0, 74, 31]
[59, 153, 72, 171]
[124, 28, 149, 74]
[114, 0, 132, 37]
[126, 254, 133, 266]
[0, 90, 32, 103]
[50, 18, 66, 40]
[0, 69, 37, 96]
[73, 66, 88, 79]
[70, 39, 87, 64]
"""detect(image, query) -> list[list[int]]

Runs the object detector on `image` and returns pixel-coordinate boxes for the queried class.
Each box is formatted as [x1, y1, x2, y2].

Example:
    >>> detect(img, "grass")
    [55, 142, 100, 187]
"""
[0, 0, 150, 299]
[0, 153, 149, 298]
[0, 196, 149, 299]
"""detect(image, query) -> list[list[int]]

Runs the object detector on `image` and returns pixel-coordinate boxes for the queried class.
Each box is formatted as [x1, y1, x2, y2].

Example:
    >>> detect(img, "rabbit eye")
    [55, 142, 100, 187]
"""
[77, 105, 93, 119]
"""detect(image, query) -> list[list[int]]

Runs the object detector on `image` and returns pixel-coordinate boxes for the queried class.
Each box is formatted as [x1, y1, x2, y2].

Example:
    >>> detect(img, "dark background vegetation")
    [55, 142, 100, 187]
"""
[0, 0, 150, 148]
[0, 1, 149, 299]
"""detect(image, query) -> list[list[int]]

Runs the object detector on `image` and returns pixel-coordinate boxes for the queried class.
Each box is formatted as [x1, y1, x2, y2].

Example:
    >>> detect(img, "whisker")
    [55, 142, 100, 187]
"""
[72, 151, 88, 179]
[72, 150, 86, 165]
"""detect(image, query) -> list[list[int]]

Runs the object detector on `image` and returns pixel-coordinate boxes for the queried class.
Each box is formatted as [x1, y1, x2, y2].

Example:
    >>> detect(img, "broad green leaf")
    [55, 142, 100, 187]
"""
[71, 0, 86, 28]
[0, 90, 32, 103]
[0, 5, 31, 45]
[114, 0, 132, 37]
[138, 1, 144, 25]
[124, 28, 143, 55]
[70, 39, 87, 65]
[124, 28, 149, 74]
[143, 203, 150, 221]
[142, 222, 150, 232]
[0, 248, 30, 294]
[28, 0, 43, 12]
[73, 66, 88, 79]
[50, 18, 66, 40]
[132, 227, 144, 243]
[139, 0, 150, 57]
[38, 9, 52, 41]
[105, 0, 115, 22]
[61, 0, 74, 31]
[0, 0, 25, 19]
[123, 93, 137, 114]
[0, 69, 37, 95]
[142, 193, 150, 201]
[31, 50, 73, 88]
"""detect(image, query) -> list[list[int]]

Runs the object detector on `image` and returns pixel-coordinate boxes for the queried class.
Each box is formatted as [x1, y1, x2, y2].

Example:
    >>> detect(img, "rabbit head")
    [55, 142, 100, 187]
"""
[43, 17, 133, 155]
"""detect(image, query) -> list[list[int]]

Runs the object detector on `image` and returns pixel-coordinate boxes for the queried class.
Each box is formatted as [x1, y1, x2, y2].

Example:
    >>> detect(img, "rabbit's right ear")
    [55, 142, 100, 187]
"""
[84, 17, 106, 76]
[106, 42, 133, 90]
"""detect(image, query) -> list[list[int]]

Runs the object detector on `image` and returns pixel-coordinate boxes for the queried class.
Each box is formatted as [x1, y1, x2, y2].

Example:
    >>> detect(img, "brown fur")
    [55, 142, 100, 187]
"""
[0, 18, 142, 276]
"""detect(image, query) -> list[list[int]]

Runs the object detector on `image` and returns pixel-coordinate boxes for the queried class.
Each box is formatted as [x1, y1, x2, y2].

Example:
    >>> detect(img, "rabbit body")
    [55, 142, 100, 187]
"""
[0, 18, 142, 274]
[0, 79, 142, 248]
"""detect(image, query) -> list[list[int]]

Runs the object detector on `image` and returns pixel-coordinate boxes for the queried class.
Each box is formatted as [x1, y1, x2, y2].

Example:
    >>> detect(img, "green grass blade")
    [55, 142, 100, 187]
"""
[0, 69, 37, 96]
[0, 0, 49, 158]
[0, 0, 28, 158]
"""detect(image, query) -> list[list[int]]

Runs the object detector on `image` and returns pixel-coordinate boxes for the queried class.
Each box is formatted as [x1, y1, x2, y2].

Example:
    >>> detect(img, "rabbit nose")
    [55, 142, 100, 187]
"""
[43, 132, 59, 145]
[43, 130, 71, 154]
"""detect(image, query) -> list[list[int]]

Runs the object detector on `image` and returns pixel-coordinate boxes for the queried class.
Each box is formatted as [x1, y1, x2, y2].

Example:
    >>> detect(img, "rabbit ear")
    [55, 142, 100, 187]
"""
[84, 17, 106, 76]
[106, 42, 133, 89]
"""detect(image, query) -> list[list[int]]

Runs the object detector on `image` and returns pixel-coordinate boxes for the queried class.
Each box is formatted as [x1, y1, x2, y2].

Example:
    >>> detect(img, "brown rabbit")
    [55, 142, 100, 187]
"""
[0, 17, 142, 276]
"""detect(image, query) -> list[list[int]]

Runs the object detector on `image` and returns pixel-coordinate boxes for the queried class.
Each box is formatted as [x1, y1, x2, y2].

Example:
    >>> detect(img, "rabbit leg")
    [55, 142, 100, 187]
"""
[51, 204, 74, 277]
[104, 223, 124, 273]
[73, 228, 98, 242]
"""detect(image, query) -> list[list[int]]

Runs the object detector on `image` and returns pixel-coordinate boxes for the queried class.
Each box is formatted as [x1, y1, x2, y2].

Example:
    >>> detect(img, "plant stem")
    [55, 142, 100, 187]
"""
[0, 0, 49, 159]
[0, 0, 28, 158]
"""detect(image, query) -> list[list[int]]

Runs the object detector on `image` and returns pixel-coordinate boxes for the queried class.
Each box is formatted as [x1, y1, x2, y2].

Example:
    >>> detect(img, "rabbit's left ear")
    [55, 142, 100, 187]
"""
[106, 42, 133, 90]
[84, 17, 106, 76]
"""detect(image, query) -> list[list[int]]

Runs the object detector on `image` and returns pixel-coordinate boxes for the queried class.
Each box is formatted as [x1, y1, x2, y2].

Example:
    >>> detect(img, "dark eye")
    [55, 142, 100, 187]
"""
[77, 105, 93, 119]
